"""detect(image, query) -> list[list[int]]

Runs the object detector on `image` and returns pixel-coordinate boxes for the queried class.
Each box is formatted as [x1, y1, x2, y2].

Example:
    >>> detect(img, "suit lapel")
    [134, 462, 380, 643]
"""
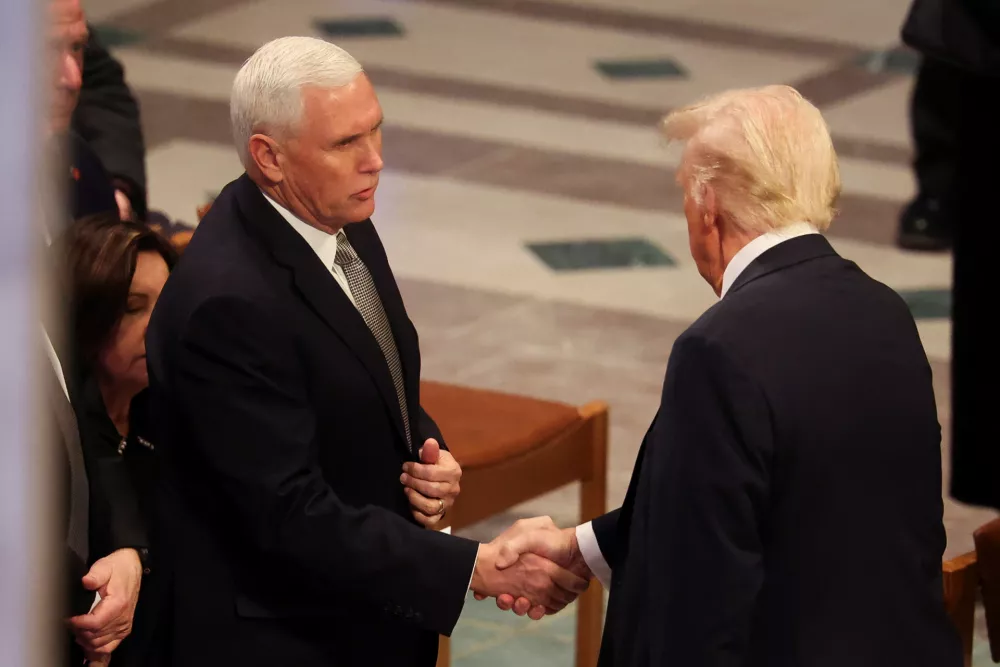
[233, 176, 409, 451]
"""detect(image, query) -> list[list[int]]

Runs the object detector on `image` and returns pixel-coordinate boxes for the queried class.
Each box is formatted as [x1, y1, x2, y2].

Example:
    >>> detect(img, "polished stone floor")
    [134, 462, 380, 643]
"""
[83, 0, 998, 662]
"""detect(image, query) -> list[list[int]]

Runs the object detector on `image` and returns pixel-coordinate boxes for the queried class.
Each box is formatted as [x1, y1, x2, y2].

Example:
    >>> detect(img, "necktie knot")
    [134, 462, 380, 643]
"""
[334, 232, 359, 267]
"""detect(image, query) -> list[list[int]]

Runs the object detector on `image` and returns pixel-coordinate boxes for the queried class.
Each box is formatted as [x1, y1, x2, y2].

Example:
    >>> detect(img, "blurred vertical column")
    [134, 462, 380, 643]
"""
[0, 0, 59, 665]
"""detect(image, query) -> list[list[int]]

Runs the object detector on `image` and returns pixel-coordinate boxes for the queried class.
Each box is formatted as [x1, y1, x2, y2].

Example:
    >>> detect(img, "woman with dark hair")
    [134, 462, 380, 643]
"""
[61, 213, 178, 667]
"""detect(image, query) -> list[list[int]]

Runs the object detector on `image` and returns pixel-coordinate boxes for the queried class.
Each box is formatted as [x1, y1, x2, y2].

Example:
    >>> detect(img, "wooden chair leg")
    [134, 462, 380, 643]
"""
[576, 403, 608, 667]
[436, 634, 451, 667]
[943, 552, 979, 667]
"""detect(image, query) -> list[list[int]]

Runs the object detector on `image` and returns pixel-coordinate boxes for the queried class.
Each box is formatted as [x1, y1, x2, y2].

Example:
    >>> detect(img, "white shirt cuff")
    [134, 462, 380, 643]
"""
[468, 546, 479, 592]
[576, 521, 612, 590]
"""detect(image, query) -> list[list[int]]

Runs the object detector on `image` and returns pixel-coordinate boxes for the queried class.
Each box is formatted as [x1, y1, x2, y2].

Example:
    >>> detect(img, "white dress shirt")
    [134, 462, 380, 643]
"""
[575, 222, 820, 590]
[261, 192, 358, 309]
[43, 328, 70, 400]
[720, 222, 819, 297]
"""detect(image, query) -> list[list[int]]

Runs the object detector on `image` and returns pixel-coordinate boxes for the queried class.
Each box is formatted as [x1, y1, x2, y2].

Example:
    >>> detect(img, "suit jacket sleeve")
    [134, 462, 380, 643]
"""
[72, 25, 148, 219]
[590, 508, 622, 570]
[643, 335, 771, 666]
[418, 406, 447, 451]
[171, 295, 478, 635]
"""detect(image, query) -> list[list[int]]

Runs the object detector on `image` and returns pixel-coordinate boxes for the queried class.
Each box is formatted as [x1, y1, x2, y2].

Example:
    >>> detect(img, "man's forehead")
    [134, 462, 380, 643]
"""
[49, 0, 85, 29]
[303, 82, 382, 127]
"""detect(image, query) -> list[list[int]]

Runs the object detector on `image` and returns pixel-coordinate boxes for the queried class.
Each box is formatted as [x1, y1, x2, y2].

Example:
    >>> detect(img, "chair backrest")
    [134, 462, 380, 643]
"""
[975, 517, 1000, 662]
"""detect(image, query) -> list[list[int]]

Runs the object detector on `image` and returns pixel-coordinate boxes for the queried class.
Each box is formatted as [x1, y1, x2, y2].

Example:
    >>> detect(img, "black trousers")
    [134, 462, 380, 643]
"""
[909, 57, 975, 220]
[948, 72, 999, 510]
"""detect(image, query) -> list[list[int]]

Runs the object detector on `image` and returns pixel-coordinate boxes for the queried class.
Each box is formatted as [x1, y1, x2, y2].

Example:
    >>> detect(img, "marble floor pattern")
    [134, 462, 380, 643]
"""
[83, 0, 998, 663]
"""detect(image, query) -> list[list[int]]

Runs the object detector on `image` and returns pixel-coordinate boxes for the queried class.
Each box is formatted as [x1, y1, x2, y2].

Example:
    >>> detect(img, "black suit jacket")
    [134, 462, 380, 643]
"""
[593, 235, 961, 667]
[72, 25, 147, 219]
[68, 131, 118, 221]
[145, 174, 478, 667]
[75, 381, 163, 667]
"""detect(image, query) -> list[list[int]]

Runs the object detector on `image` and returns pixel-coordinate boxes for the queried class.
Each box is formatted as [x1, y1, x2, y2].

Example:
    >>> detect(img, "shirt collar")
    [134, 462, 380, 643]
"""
[720, 222, 820, 298]
[261, 191, 342, 269]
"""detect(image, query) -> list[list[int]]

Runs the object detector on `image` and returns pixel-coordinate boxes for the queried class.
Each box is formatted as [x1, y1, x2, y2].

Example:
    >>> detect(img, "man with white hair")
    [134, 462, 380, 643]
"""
[143, 37, 585, 666]
[491, 86, 962, 666]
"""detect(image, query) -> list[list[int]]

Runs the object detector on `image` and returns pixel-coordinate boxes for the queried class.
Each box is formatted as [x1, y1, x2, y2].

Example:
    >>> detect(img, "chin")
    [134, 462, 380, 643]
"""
[351, 199, 376, 222]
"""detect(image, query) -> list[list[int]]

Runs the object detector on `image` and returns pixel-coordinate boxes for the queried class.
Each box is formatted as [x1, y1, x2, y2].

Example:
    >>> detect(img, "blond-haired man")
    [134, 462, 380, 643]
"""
[495, 86, 961, 667]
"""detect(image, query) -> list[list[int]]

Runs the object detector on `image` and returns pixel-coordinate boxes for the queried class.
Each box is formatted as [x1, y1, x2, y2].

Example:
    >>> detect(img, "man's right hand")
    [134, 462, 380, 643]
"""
[471, 518, 589, 620]
[482, 517, 593, 617]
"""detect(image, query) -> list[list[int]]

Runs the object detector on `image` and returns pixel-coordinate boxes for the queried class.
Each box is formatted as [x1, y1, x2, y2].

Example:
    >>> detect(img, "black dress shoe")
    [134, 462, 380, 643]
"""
[897, 197, 953, 251]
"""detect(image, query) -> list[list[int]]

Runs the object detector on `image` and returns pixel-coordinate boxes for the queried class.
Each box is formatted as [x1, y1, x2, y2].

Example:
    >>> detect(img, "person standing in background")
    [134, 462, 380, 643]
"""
[72, 25, 148, 222]
[47, 1, 147, 664]
[902, 0, 1000, 511]
[60, 215, 178, 667]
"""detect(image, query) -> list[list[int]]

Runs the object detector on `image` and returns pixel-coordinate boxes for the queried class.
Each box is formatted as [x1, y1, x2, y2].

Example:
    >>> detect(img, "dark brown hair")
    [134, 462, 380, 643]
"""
[62, 213, 179, 368]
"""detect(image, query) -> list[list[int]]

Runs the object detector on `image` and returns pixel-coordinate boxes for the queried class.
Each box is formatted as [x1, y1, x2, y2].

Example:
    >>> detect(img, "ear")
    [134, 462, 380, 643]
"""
[700, 184, 720, 235]
[248, 133, 284, 184]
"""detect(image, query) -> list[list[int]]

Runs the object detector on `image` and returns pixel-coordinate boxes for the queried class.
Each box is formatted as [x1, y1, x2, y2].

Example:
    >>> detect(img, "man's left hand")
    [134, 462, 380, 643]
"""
[67, 548, 143, 657]
[401, 438, 461, 528]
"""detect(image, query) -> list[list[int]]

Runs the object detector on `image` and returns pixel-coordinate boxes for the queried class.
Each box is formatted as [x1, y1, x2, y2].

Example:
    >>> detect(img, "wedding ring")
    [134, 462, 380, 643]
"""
[436, 499, 446, 515]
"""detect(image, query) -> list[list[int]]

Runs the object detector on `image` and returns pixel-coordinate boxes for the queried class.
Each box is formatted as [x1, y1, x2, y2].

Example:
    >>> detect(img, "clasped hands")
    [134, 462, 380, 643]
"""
[472, 517, 592, 619]
[399, 442, 591, 618]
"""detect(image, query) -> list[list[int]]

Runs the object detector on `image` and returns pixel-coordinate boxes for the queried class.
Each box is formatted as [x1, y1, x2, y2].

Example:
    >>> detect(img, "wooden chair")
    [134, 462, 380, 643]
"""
[944, 551, 979, 667]
[942, 517, 1000, 667]
[421, 381, 608, 667]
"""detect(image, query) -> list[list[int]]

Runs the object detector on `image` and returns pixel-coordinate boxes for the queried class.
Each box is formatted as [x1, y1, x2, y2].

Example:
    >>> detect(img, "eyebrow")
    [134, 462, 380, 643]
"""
[336, 116, 385, 145]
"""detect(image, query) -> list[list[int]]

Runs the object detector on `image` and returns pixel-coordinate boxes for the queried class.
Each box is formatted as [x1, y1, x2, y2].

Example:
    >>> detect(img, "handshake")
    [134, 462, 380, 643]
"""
[399, 443, 592, 617]
[469, 517, 593, 620]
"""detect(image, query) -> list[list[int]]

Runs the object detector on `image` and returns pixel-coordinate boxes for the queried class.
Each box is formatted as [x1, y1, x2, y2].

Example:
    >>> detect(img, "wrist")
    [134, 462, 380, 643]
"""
[565, 528, 591, 580]
[470, 543, 492, 593]
[113, 547, 144, 574]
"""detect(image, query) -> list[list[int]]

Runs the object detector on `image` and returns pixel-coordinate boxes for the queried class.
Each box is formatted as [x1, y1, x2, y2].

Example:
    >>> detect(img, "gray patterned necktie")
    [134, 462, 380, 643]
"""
[334, 232, 412, 450]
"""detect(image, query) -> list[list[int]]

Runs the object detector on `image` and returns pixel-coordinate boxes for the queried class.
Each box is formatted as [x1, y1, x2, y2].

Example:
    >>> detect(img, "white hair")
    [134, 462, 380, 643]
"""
[662, 85, 841, 235]
[230, 36, 364, 168]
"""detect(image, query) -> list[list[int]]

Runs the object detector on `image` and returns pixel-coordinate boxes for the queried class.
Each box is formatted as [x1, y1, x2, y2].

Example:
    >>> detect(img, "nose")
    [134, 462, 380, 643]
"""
[58, 51, 82, 92]
[360, 136, 384, 174]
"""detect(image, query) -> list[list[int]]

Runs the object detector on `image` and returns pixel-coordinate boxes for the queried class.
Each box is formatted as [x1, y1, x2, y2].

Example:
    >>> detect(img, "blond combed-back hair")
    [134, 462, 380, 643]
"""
[662, 85, 841, 235]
